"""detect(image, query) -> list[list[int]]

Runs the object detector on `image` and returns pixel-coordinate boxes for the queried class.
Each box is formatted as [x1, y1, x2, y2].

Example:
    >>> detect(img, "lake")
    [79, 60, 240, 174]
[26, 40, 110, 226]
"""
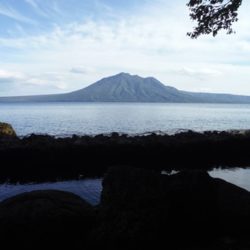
[0, 179, 103, 206]
[0, 168, 249, 205]
[1, 102, 250, 136]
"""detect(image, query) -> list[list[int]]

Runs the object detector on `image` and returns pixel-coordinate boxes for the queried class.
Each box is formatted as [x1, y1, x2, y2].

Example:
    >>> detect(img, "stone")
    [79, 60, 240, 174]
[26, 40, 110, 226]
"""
[0, 190, 96, 248]
[98, 167, 250, 248]
[0, 122, 16, 137]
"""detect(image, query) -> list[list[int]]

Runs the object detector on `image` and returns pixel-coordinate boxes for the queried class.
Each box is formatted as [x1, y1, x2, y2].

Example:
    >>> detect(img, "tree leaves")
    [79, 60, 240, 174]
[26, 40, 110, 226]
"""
[187, 0, 242, 38]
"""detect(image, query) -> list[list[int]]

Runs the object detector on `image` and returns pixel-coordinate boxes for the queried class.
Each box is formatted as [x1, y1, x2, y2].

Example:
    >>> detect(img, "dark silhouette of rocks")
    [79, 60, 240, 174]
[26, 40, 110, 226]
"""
[97, 167, 250, 249]
[1, 130, 250, 183]
[0, 122, 16, 137]
[1, 168, 250, 249]
[0, 190, 95, 248]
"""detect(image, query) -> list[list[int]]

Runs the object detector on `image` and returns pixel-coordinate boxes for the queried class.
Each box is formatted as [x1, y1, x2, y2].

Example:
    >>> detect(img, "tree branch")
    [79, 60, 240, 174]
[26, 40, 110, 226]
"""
[187, 0, 242, 38]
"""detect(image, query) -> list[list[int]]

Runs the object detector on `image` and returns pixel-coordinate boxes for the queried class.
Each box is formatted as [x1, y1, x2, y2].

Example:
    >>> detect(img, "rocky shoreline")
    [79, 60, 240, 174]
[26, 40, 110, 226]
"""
[1, 123, 250, 248]
[1, 123, 250, 182]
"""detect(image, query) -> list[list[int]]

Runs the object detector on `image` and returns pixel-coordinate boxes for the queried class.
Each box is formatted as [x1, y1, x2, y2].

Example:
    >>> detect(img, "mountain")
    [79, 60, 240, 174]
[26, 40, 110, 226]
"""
[1, 72, 250, 103]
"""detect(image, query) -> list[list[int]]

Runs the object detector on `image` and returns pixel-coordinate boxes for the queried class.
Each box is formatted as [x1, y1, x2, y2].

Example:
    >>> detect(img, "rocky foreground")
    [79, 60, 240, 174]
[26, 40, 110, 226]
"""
[1, 167, 250, 249]
[1, 123, 250, 182]
[1, 122, 250, 249]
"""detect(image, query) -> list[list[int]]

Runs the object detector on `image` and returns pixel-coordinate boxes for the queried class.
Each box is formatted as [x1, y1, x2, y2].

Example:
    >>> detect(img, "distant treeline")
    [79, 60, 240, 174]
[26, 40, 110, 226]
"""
[1, 130, 250, 183]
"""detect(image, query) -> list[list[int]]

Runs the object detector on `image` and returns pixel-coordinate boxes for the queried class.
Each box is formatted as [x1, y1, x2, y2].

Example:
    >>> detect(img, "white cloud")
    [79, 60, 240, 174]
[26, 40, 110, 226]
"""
[1, 0, 250, 95]
[0, 69, 68, 96]
[50, 1, 64, 17]
[24, 0, 48, 17]
[70, 67, 95, 74]
[25, 72, 68, 90]
[0, 70, 24, 83]
[0, 3, 36, 24]
[173, 67, 222, 81]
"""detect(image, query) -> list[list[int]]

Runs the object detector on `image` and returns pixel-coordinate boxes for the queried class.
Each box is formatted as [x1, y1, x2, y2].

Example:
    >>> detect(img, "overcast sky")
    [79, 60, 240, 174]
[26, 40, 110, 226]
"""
[0, 0, 250, 96]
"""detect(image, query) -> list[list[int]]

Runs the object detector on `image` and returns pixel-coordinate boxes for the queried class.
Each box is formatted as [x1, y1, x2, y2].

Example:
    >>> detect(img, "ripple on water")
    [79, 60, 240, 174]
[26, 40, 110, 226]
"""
[0, 179, 103, 206]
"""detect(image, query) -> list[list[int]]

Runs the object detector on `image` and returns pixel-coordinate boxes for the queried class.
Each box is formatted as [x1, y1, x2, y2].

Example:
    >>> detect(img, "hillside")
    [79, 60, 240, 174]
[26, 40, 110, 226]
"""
[1, 72, 250, 103]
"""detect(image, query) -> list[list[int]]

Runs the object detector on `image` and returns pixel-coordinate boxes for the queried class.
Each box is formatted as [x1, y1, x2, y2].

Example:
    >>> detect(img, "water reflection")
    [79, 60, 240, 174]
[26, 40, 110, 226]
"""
[0, 179, 102, 205]
[162, 168, 250, 192]
[0, 169, 249, 205]
[209, 168, 250, 191]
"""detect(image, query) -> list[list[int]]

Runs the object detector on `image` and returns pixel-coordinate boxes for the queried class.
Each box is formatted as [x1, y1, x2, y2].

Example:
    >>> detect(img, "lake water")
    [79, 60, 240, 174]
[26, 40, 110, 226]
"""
[1, 102, 250, 136]
[209, 168, 250, 191]
[0, 179, 102, 206]
[0, 168, 249, 205]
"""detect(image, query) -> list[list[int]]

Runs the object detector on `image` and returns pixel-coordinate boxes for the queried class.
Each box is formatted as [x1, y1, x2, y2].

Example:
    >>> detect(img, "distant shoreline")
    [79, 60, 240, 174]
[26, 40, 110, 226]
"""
[13, 128, 250, 139]
[2, 100, 250, 104]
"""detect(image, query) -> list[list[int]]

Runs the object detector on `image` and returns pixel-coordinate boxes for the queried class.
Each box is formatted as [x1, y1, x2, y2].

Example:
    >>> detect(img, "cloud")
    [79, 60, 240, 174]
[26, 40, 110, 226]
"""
[0, 70, 26, 96]
[24, 0, 48, 17]
[174, 67, 222, 80]
[25, 0, 38, 9]
[70, 67, 94, 74]
[0, 3, 36, 24]
[0, 70, 24, 83]
[0, 0, 250, 95]
[0, 69, 68, 96]
[50, 1, 64, 16]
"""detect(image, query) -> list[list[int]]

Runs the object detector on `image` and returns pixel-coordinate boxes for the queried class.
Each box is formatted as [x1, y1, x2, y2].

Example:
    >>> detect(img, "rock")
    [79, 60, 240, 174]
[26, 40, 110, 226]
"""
[0, 122, 16, 137]
[0, 190, 96, 248]
[98, 167, 250, 248]
[98, 167, 172, 247]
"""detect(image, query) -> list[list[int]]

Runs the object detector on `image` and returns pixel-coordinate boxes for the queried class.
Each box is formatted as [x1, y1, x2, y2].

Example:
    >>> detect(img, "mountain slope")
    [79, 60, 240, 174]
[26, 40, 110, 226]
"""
[1, 72, 250, 103]
[64, 73, 194, 102]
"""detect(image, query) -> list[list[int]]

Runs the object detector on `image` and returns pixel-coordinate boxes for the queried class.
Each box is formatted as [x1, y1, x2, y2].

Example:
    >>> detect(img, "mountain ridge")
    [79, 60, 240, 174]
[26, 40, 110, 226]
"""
[1, 72, 250, 103]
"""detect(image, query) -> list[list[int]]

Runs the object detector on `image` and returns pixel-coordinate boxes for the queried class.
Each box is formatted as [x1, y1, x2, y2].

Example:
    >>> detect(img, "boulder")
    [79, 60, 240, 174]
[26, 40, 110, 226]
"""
[98, 167, 250, 248]
[0, 190, 96, 248]
[0, 122, 16, 137]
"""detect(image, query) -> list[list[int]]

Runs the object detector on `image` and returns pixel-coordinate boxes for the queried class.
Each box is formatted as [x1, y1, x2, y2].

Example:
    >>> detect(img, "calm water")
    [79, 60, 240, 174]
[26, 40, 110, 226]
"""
[0, 179, 102, 205]
[1, 102, 250, 136]
[0, 169, 249, 205]
[209, 168, 250, 191]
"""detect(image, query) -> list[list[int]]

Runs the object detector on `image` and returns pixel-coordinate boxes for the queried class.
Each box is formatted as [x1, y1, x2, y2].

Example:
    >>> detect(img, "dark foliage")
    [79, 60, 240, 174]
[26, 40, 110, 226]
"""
[187, 0, 242, 38]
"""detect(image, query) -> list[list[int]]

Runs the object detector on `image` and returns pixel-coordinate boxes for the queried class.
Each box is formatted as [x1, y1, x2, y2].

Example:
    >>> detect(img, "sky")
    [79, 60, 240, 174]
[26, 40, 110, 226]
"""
[0, 0, 250, 96]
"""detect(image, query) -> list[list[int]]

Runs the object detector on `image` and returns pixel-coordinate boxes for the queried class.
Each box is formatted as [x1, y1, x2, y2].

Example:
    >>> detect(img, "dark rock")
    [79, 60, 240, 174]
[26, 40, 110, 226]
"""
[98, 167, 250, 248]
[2, 131, 250, 183]
[0, 122, 16, 137]
[0, 190, 96, 248]
[1, 168, 250, 249]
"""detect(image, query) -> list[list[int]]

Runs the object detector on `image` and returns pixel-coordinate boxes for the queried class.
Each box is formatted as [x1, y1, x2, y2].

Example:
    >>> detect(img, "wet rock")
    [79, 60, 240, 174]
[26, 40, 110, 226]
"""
[0, 190, 96, 248]
[0, 122, 16, 137]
